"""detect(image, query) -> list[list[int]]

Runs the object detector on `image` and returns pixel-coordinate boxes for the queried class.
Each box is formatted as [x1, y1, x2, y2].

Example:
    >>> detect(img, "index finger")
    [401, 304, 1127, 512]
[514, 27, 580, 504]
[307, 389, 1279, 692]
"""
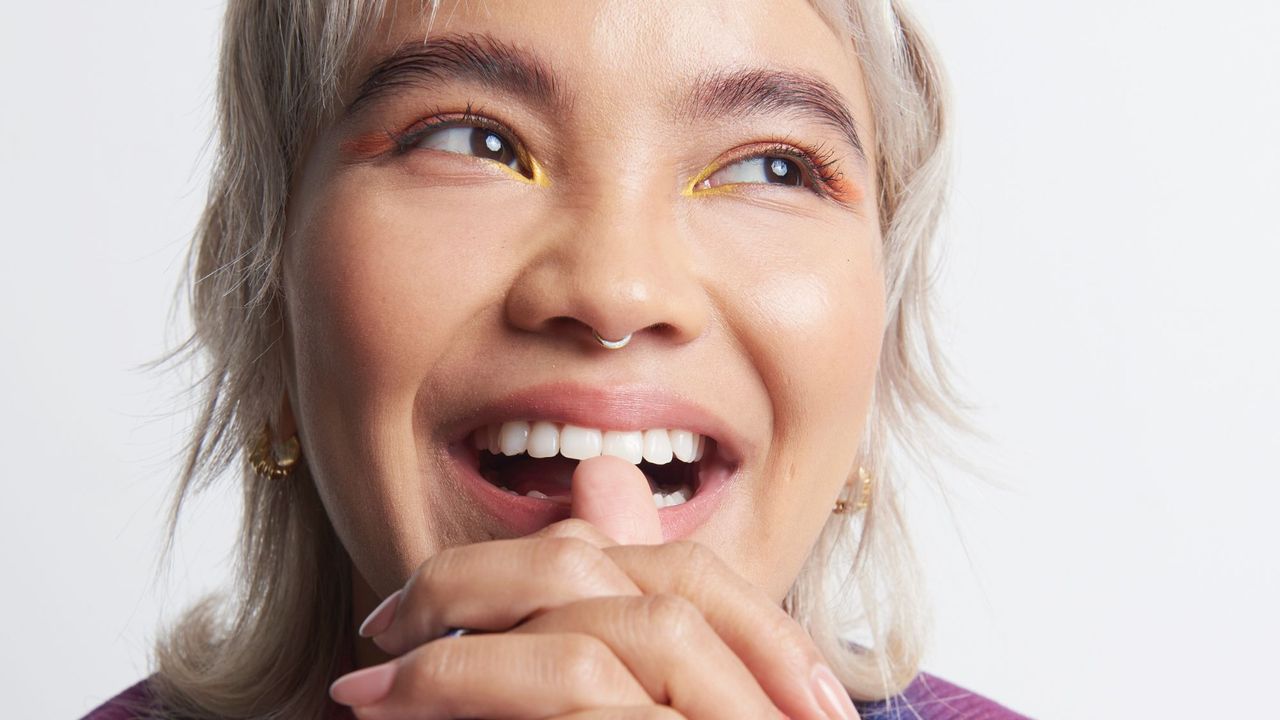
[531, 517, 620, 548]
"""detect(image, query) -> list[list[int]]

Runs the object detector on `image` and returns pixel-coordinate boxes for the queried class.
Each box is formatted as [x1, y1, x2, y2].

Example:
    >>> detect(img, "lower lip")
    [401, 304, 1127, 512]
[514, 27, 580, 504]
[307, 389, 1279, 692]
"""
[444, 442, 735, 541]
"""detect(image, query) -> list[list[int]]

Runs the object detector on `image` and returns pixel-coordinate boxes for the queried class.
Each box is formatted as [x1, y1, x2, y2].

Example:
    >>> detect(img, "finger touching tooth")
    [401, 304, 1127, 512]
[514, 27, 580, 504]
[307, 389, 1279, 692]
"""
[561, 425, 603, 460]
[602, 430, 644, 464]
[571, 455, 662, 545]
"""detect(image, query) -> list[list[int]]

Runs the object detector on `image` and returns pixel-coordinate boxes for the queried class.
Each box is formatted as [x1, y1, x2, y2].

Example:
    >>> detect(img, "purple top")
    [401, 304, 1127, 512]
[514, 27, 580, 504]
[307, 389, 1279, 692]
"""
[82, 672, 1027, 719]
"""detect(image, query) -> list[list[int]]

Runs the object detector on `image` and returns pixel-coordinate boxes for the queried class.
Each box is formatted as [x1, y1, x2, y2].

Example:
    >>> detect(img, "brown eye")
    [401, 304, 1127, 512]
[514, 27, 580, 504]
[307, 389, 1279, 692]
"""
[702, 156, 807, 189]
[414, 125, 531, 178]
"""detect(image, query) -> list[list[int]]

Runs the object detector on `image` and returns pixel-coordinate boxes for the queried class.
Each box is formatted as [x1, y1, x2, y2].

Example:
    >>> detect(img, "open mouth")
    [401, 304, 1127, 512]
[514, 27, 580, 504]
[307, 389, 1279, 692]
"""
[465, 422, 728, 508]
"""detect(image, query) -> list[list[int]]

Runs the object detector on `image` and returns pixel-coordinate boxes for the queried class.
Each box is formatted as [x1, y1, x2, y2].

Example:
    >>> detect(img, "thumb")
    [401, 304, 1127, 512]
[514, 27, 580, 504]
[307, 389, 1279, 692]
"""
[570, 455, 662, 545]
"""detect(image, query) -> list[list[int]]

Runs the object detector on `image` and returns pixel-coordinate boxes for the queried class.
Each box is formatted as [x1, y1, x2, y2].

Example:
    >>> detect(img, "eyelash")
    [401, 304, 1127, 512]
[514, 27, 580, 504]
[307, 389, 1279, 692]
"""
[385, 103, 844, 198]
[388, 102, 534, 172]
[703, 139, 844, 199]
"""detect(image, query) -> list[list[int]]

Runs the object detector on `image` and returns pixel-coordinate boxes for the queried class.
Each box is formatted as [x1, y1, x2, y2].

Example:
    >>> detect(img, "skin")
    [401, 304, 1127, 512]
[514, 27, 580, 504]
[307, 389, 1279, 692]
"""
[279, 0, 885, 716]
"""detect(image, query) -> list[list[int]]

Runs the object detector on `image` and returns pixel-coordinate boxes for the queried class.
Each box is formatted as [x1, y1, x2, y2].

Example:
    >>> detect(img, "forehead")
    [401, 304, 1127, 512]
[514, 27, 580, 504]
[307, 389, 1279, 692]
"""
[374, 0, 857, 74]
[352, 0, 876, 153]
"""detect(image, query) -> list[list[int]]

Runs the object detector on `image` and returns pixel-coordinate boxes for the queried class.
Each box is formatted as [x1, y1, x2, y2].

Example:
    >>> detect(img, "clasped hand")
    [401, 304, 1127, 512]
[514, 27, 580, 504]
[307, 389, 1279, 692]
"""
[330, 455, 859, 720]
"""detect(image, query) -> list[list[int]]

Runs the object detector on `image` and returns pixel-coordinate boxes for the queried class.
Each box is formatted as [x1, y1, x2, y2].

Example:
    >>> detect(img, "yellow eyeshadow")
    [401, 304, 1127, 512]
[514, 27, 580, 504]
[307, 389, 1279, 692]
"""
[526, 154, 550, 187]
[495, 152, 550, 187]
[683, 162, 752, 198]
[685, 184, 742, 198]
[681, 162, 719, 196]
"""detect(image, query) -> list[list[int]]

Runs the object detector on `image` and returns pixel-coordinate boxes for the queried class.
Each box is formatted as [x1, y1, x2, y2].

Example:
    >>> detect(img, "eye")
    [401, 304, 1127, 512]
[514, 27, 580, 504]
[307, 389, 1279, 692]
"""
[410, 123, 532, 179]
[700, 155, 808, 189]
[691, 141, 846, 200]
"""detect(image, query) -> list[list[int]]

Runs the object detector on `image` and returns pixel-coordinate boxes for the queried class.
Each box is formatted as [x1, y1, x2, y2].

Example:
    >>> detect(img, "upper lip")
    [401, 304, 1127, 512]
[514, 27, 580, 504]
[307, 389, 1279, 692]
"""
[447, 381, 747, 465]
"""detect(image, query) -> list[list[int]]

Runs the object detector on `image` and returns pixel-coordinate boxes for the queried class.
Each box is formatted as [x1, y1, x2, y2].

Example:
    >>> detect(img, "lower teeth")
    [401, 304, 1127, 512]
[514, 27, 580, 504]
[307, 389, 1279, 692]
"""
[652, 484, 692, 507]
[501, 484, 693, 507]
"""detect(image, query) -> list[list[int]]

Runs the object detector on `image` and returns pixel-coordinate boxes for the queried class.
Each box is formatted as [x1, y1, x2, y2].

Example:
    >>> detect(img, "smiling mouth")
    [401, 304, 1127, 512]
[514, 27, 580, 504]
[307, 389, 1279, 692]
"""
[466, 422, 727, 508]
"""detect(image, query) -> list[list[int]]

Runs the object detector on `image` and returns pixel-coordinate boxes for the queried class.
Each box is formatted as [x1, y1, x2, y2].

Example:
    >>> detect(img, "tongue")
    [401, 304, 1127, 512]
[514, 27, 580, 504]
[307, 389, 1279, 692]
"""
[570, 455, 663, 545]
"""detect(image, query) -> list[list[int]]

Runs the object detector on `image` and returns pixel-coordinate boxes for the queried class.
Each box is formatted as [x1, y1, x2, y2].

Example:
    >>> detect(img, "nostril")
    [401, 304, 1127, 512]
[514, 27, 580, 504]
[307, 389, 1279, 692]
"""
[547, 316, 582, 331]
[541, 316, 627, 348]
[565, 322, 634, 350]
[646, 321, 678, 338]
[532, 314, 686, 351]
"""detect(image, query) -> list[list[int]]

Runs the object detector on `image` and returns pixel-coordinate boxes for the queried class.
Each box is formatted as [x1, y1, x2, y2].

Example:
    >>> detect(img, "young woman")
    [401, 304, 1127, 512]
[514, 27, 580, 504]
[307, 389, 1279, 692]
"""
[87, 0, 1023, 717]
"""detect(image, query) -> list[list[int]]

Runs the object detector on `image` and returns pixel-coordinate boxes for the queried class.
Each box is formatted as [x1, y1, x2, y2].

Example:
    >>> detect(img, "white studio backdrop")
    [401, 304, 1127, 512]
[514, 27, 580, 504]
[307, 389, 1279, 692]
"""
[1, 1, 1276, 718]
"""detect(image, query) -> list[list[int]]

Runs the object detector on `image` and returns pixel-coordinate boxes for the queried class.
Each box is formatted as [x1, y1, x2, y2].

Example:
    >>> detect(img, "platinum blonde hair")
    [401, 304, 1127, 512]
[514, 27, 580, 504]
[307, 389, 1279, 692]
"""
[149, 0, 958, 716]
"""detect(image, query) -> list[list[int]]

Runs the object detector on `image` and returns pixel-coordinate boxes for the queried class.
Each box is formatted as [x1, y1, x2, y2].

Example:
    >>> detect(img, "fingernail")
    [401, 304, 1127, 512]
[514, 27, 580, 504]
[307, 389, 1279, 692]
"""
[358, 589, 403, 638]
[811, 663, 858, 720]
[330, 662, 397, 706]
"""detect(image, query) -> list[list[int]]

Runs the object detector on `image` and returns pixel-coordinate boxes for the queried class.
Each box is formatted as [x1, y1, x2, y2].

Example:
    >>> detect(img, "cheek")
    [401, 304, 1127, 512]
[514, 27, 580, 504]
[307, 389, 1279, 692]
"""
[751, 264, 883, 502]
[284, 179, 522, 406]
[750, 268, 884, 433]
[280, 173, 536, 560]
[710, 211, 885, 459]
[704, 217, 884, 596]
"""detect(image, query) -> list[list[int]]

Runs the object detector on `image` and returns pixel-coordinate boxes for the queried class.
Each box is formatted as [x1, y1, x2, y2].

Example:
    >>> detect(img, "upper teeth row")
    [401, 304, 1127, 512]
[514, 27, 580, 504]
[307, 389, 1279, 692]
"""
[473, 421, 706, 465]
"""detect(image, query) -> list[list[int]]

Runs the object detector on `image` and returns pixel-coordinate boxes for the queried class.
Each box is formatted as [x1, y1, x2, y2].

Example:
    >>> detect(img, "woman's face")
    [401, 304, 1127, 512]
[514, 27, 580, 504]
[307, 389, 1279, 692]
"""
[283, 0, 884, 615]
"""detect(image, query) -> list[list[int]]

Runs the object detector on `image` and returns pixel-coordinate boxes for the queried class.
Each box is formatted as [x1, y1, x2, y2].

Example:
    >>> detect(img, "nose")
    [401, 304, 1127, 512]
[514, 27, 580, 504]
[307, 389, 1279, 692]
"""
[504, 186, 709, 351]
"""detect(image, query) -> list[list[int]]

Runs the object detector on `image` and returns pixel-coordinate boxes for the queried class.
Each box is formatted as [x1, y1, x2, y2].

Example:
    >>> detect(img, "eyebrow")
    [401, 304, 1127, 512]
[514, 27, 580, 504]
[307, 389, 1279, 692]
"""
[346, 33, 572, 116]
[347, 33, 866, 163]
[677, 68, 867, 164]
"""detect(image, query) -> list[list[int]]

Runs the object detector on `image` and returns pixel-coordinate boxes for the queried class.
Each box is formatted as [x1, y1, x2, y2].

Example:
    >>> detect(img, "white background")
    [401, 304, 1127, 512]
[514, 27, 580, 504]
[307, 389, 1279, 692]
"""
[1, 1, 1276, 718]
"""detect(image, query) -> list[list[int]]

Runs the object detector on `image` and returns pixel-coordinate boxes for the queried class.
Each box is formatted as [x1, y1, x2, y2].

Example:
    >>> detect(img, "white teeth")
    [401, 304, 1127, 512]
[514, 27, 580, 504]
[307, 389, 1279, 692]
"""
[642, 428, 674, 465]
[526, 490, 549, 499]
[670, 429, 696, 462]
[527, 420, 560, 458]
[474, 421, 708, 469]
[499, 421, 530, 456]
[602, 430, 644, 464]
[651, 483, 693, 508]
[560, 424, 602, 460]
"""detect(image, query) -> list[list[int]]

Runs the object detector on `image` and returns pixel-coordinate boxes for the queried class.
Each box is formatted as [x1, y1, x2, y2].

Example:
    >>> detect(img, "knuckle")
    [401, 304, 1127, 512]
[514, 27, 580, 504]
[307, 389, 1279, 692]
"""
[758, 604, 802, 646]
[409, 548, 460, 599]
[662, 540, 721, 594]
[555, 633, 615, 686]
[638, 593, 704, 641]
[538, 536, 606, 583]
[762, 611, 820, 668]
[400, 642, 456, 693]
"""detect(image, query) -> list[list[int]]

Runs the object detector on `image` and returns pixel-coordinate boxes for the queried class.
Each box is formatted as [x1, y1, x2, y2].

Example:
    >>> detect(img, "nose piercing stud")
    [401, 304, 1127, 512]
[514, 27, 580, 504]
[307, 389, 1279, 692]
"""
[593, 328, 633, 349]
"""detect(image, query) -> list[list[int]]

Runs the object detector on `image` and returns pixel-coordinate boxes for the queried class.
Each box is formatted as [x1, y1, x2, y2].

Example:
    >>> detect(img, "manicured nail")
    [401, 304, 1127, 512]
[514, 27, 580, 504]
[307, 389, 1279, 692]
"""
[358, 589, 403, 638]
[330, 662, 397, 706]
[811, 663, 859, 720]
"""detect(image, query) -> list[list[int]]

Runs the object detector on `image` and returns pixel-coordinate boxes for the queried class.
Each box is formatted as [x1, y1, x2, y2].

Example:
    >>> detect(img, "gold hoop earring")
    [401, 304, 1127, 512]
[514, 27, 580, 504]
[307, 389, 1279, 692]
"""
[833, 466, 873, 514]
[249, 423, 301, 479]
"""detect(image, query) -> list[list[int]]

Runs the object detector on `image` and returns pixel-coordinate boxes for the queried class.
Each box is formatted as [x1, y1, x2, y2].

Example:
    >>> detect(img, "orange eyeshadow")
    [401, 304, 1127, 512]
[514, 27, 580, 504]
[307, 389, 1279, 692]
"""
[341, 131, 398, 160]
